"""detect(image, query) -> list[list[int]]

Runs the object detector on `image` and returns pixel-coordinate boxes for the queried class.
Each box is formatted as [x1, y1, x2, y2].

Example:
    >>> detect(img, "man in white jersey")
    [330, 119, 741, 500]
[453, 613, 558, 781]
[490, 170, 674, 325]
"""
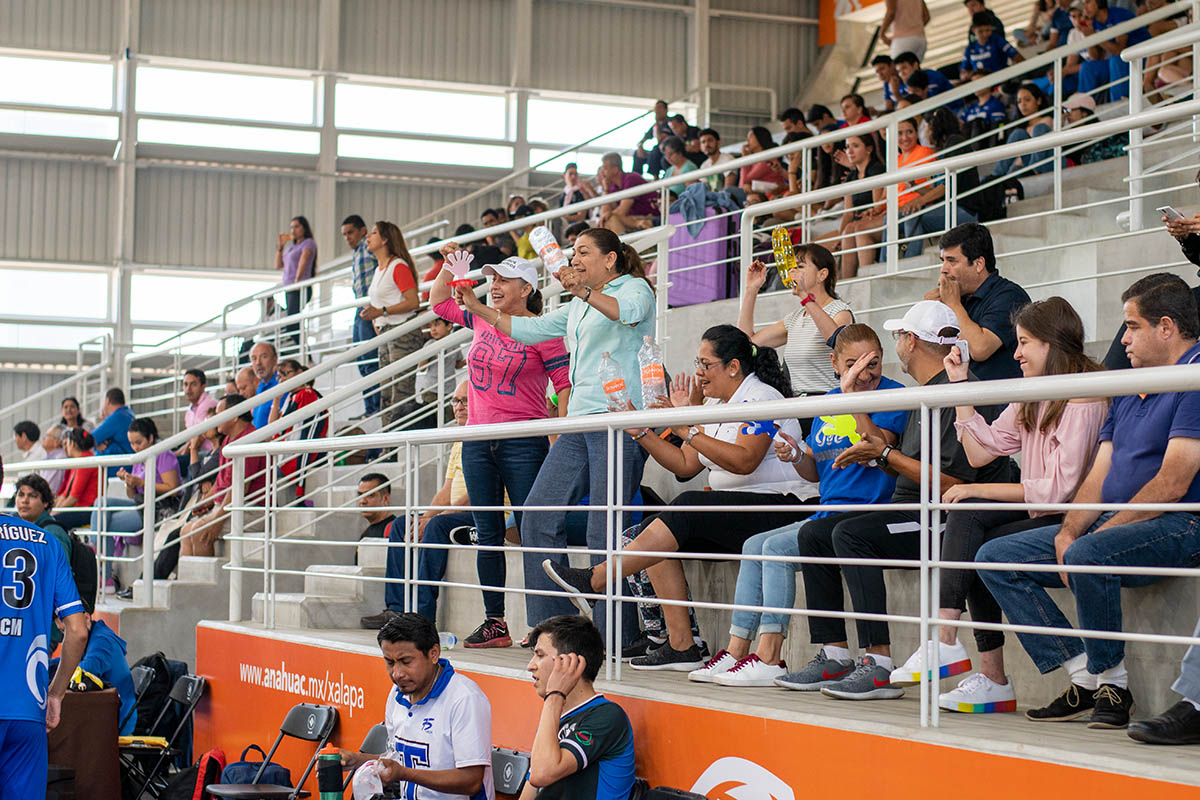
[342, 612, 494, 800]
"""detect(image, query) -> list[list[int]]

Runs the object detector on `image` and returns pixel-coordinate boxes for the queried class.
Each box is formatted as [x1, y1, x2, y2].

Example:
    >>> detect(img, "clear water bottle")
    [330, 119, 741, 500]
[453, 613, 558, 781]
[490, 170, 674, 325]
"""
[637, 335, 667, 408]
[598, 352, 631, 411]
[529, 226, 568, 275]
[439, 631, 458, 650]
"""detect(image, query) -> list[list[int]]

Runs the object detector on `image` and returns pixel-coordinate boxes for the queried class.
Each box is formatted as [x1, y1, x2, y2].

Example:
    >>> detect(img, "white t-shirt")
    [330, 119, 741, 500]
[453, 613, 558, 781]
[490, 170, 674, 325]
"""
[383, 663, 495, 800]
[700, 152, 736, 191]
[783, 298, 853, 394]
[368, 257, 417, 330]
[697, 373, 818, 498]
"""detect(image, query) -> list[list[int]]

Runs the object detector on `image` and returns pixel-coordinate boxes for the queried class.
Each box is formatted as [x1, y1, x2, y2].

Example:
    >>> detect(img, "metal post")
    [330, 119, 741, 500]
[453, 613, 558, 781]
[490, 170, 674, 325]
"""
[229, 457, 245, 622]
[141, 453, 156, 607]
[604, 426, 616, 681]
[886, 120, 900, 270]
[1053, 58, 1063, 211]
[930, 406, 942, 728]
[404, 441, 414, 614]
[946, 169, 957, 229]
[1128, 55, 1145, 231]
[613, 427, 625, 682]
[266, 452, 276, 629]
[655, 235, 670, 341]
[918, 403, 930, 728]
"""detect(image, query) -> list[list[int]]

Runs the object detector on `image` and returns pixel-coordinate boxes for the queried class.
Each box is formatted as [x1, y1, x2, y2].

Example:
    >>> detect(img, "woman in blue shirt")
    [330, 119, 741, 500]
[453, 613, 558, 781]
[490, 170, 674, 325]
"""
[458, 227, 655, 637]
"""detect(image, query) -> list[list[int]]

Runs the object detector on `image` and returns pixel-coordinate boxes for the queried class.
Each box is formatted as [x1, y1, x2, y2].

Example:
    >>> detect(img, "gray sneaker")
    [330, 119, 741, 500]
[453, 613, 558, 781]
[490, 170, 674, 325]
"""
[820, 656, 906, 701]
[774, 649, 856, 692]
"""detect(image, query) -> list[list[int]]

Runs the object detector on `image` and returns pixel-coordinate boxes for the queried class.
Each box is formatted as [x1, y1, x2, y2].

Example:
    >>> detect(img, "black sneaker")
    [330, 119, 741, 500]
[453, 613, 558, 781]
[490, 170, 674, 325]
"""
[449, 526, 478, 546]
[629, 642, 707, 672]
[541, 559, 596, 614]
[1026, 683, 1097, 722]
[360, 609, 401, 630]
[1088, 684, 1135, 729]
[464, 618, 512, 648]
[1128, 700, 1200, 744]
[519, 634, 535, 648]
[621, 634, 666, 660]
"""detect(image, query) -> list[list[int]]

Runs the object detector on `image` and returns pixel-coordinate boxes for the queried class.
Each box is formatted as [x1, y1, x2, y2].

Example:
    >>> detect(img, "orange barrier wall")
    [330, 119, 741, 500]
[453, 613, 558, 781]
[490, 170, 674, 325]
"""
[195, 624, 1197, 799]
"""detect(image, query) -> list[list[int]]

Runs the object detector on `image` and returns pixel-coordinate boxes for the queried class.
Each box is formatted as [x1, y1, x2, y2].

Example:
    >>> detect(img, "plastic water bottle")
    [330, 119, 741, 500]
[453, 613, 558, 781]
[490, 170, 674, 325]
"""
[637, 335, 667, 408]
[316, 745, 342, 800]
[598, 352, 631, 411]
[352, 760, 385, 800]
[439, 631, 458, 649]
[529, 226, 568, 275]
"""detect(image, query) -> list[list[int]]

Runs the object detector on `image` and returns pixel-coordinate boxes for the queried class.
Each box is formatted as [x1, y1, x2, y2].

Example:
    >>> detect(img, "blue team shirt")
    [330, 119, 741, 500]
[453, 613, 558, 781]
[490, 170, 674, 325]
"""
[1093, 6, 1149, 46]
[961, 36, 1021, 73]
[252, 372, 279, 429]
[540, 695, 635, 800]
[958, 95, 1008, 124]
[0, 516, 85, 724]
[92, 405, 135, 476]
[804, 378, 910, 518]
[1049, 6, 1075, 41]
[1098, 342, 1200, 505]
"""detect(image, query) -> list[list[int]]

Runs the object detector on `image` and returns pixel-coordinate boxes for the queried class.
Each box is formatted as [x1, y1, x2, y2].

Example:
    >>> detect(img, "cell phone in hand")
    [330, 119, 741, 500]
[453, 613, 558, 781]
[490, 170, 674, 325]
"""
[1158, 206, 1184, 221]
[956, 339, 970, 366]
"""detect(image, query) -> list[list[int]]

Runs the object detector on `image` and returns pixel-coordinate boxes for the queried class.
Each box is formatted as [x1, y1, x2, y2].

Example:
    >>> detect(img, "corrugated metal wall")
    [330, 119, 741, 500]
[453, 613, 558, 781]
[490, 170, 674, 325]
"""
[712, 0, 810, 15]
[140, 0, 321, 69]
[0, 158, 114, 264]
[711, 15, 817, 113]
[340, 0, 514, 84]
[0, 370, 68, 430]
[134, 168, 315, 269]
[0, 0, 121, 54]
[335, 180, 492, 255]
[530, 0, 688, 99]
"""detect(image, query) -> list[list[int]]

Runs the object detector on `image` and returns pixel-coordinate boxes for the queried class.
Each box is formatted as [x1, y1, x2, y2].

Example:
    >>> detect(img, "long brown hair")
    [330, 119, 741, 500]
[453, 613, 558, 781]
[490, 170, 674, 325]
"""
[1013, 297, 1105, 434]
[577, 228, 653, 292]
[794, 242, 839, 299]
[374, 220, 418, 287]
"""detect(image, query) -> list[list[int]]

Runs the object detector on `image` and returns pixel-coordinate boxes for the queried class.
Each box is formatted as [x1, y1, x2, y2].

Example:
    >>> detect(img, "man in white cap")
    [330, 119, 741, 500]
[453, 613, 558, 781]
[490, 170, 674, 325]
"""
[781, 300, 1014, 701]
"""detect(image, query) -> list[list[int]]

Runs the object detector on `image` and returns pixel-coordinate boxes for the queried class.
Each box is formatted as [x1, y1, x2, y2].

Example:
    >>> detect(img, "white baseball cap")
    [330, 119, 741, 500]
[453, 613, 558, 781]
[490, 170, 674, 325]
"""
[482, 256, 539, 287]
[882, 300, 961, 344]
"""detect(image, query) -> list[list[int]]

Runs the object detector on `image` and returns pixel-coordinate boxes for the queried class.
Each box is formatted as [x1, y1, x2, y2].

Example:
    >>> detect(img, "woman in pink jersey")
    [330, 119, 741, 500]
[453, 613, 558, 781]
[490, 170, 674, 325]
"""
[430, 248, 572, 649]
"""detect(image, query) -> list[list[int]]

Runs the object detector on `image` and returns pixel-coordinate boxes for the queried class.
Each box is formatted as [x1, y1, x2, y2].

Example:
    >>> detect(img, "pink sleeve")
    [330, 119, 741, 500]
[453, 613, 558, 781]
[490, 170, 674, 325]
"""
[954, 404, 1022, 456]
[534, 338, 572, 392]
[433, 297, 467, 327]
[1022, 401, 1107, 505]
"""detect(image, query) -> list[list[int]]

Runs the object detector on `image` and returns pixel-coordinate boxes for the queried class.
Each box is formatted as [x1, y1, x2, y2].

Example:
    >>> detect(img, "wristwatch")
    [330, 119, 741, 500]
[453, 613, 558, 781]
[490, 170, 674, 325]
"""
[878, 444, 894, 468]
[683, 426, 701, 446]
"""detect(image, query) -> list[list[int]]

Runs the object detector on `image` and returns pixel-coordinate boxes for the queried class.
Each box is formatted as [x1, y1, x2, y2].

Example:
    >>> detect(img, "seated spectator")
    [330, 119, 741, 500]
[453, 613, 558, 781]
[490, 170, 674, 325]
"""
[234, 366, 256, 400]
[559, 162, 597, 224]
[957, 69, 1008, 131]
[891, 298, 1107, 713]
[668, 114, 701, 149]
[808, 104, 838, 132]
[14, 474, 71, 557]
[926, 223, 1031, 380]
[991, 83, 1057, 177]
[873, 54, 907, 112]
[1141, 0, 1193, 104]
[268, 359, 328, 496]
[1044, 0, 1077, 49]
[965, 0, 1008, 42]
[698, 128, 737, 191]
[92, 388, 134, 474]
[52, 428, 98, 530]
[59, 395, 89, 431]
[249, 342, 280, 429]
[176, 369, 216, 475]
[1032, 5, 1086, 98]
[738, 127, 788, 196]
[40, 425, 67, 494]
[523, 615, 635, 799]
[414, 318, 464, 409]
[480, 207, 501, 232]
[1130, 613, 1200, 743]
[839, 93, 871, 127]
[510, 205, 538, 260]
[178, 394, 267, 558]
[831, 133, 886, 278]
[529, 198, 549, 215]
[979, 274, 1200, 728]
[692, 325, 908, 687]
[1076, 0, 1147, 102]
[223, 376, 238, 397]
[661, 135, 699, 195]
[360, 382, 476, 628]
[961, 12, 1025, 81]
[542, 326, 817, 671]
[597, 152, 657, 234]
[52, 613, 137, 734]
[564, 220, 590, 247]
[1016, 0, 1055, 45]
[895, 51, 955, 100]
[633, 99, 670, 174]
[778, 107, 809, 135]
[506, 195, 527, 217]
[14, 420, 47, 469]
[1063, 92, 1128, 163]
[903, 109, 988, 256]
[895, 116, 936, 210]
[785, 300, 1012, 701]
[642, 124, 671, 179]
[357, 473, 395, 539]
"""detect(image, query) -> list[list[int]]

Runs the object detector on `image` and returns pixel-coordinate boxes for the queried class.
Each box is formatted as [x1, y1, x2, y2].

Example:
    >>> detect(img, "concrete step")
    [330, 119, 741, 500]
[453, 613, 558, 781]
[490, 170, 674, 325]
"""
[176, 555, 225, 583]
[358, 538, 389, 570]
[252, 591, 379, 629]
[303, 564, 385, 602]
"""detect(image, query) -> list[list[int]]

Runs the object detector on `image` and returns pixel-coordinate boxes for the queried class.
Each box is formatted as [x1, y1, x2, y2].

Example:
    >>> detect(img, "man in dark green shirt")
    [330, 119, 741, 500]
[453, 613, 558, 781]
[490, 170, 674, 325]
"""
[14, 474, 71, 558]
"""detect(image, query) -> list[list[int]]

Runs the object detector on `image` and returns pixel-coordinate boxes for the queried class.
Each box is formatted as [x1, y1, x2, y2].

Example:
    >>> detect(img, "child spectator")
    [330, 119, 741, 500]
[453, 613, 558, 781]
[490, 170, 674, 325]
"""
[961, 12, 1025, 80]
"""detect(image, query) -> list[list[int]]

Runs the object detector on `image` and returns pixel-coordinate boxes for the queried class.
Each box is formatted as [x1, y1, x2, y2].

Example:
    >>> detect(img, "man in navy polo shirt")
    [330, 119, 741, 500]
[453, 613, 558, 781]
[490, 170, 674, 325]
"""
[978, 273, 1200, 730]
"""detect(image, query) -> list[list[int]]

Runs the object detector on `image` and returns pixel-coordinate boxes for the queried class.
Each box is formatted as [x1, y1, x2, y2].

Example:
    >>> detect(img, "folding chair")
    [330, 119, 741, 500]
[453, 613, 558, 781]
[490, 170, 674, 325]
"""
[119, 665, 156, 733]
[120, 674, 206, 799]
[491, 747, 530, 797]
[343, 722, 389, 792]
[207, 702, 338, 800]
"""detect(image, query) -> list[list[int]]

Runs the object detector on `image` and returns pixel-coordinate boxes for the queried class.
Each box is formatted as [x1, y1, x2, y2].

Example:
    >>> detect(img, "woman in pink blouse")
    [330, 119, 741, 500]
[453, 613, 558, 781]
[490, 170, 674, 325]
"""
[891, 297, 1107, 713]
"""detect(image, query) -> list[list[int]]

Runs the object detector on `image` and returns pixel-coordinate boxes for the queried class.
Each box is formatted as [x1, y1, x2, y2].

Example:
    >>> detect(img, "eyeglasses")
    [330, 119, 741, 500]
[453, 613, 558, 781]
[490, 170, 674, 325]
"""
[694, 358, 723, 371]
[450, 397, 469, 407]
[891, 330, 910, 341]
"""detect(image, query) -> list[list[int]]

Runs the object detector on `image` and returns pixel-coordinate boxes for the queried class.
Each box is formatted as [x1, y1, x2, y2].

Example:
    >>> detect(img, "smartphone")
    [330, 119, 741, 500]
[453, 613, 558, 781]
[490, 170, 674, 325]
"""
[1158, 205, 1184, 221]
[956, 339, 970, 366]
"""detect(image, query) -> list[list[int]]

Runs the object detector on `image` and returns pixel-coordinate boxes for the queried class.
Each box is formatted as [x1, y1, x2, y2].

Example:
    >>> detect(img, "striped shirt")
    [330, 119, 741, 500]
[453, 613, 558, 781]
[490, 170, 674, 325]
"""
[350, 239, 379, 299]
[782, 298, 853, 393]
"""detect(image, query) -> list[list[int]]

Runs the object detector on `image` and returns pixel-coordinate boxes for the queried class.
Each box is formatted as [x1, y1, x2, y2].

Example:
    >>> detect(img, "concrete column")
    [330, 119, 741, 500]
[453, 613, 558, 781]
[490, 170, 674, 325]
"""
[316, 0, 341, 312]
[691, 0, 710, 124]
[113, 0, 140, 392]
[511, 0, 534, 178]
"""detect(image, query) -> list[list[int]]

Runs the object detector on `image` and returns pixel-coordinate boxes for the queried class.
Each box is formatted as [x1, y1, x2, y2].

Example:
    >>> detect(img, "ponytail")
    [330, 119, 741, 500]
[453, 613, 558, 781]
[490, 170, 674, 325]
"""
[701, 324, 792, 398]
[525, 288, 544, 315]
[577, 228, 654, 292]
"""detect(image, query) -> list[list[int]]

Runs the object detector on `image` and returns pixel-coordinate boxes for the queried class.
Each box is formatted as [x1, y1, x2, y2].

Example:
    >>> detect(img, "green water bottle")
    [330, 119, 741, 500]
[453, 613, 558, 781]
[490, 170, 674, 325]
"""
[316, 745, 342, 800]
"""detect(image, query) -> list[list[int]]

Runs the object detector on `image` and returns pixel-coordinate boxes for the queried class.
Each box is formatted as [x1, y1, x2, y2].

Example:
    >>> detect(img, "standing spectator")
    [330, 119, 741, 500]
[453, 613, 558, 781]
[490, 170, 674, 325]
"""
[14, 474, 71, 558]
[40, 425, 67, 494]
[778, 108, 809, 135]
[1076, 0, 1147, 101]
[737, 247, 854, 432]
[59, 396, 88, 431]
[890, 298, 1107, 713]
[431, 251, 571, 646]
[926, 223, 1031, 380]
[465, 229, 654, 635]
[248, 342, 280, 429]
[522, 616, 635, 799]
[991, 84, 1056, 178]
[960, 13, 1025, 80]
[661, 136, 698, 196]
[14, 420, 47, 466]
[597, 153, 657, 234]
[738, 127, 787, 195]
[363, 221, 422, 431]
[698, 129, 737, 191]
[275, 215, 317, 343]
[92, 388, 134, 473]
[176, 368, 216, 475]
[559, 162, 597, 225]
[52, 428, 98, 530]
[881, 0, 931, 59]
[833, 134, 886, 279]
[634, 99, 670, 174]
[343, 214, 381, 418]
[978, 274, 1200, 728]
[356, 473, 395, 539]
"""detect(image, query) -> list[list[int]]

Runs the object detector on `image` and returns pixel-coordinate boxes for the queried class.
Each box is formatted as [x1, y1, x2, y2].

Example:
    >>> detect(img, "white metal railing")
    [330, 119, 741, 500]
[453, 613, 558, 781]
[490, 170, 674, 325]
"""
[225, 362, 1200, 730]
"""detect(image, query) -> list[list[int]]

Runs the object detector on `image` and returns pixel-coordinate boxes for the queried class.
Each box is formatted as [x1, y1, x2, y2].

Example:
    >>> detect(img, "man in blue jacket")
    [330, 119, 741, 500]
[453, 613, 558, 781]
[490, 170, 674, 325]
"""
[54, 613, 138, 734]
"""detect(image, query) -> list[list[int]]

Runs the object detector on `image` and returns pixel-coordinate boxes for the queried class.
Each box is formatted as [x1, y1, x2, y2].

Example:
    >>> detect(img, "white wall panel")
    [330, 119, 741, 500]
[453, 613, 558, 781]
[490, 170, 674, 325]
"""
[710, 15, 817, 113]
[531, 0, 687, 98]
[340, 0, 513, 84]
[140, 0, 321, 69]
[336, 181, 493, 257]
[0, 158, 114, 264]
[134, 168, 315, 270]
[712, 0, 813, 16]
[0, 0, 122, 54]
[0, 369, 67, 430]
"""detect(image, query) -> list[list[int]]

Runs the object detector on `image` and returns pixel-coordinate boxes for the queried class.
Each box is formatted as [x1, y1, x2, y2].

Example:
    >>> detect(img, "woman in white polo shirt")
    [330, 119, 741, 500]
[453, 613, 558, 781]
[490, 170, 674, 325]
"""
[362, 220, 422, 431]
[543, 324, 818, 671]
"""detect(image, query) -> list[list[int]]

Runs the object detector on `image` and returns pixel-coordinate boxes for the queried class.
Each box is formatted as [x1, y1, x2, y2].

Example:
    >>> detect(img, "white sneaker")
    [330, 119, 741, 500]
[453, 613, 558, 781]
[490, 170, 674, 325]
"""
[939, 672, 1017, 713]
[713, 655, 789, 687]
[688, 649, 738, 683]
[890, 639, 972, 687]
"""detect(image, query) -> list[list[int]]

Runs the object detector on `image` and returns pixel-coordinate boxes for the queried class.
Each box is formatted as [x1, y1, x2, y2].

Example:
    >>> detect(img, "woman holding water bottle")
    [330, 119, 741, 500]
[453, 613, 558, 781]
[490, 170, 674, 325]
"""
[457, 227, 656, 637]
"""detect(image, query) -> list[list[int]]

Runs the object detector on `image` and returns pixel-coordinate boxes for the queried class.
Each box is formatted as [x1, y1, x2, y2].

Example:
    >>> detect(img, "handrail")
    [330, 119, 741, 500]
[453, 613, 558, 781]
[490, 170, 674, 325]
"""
[1122, 19, 1200, 60]
[0, 359, 109, 424]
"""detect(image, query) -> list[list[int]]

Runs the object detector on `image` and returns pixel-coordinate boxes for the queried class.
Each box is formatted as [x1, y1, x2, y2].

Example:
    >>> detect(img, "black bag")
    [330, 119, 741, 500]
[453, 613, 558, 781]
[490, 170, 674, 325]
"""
[220, 744, 292, 787]
[160, 748, 226, 800]
[131, 651, 191, 765]
[66, 531, 98, 614]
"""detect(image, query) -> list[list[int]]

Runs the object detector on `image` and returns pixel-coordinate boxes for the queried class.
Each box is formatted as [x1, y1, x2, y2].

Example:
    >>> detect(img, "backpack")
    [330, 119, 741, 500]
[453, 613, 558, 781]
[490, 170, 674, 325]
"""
[131, 652, 192, 765]
[221, 745, 292, 787]
[66, 532, 98, 614]
[159, 749, 225, 800]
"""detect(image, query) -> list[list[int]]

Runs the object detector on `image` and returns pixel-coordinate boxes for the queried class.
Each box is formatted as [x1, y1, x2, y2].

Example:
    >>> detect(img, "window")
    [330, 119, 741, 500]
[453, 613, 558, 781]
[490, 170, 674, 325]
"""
[132, 274, 275, 326]
[0, 269, 108, 319]
[335, 83, 506, 140]
[338, 134, 513, 168]
[0, 323, 108, 351]
[136, 66, 317, 125]
[137, 119, 320, 154]
[0, 56, 113, 110]
[0, 109, 118, 140]
[527, 98, 653, 149]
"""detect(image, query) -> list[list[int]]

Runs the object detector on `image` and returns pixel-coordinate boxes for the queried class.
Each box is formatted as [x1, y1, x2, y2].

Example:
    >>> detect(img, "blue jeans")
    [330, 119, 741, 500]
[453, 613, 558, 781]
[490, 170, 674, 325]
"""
[1174, 616, 1200, 703]
[462, 436, 549, 620]
[730, 524, 804, 640]
[903, 204, 978, 257]
[352, 313, 380, 416]
[91, 497, 144, 582]
[520, 430, 646, 632]
[977, 511, 1200, 675]
[992, 123, 1054, 177]
[1078, 54, 1130, 102]
[383, 510, 476, 623]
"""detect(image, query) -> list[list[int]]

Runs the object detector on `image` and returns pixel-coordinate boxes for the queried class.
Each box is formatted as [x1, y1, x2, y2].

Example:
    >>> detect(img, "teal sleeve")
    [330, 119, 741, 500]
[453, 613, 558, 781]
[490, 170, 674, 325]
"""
[615, 280, 654, 327]
[509, 304, 571, 344]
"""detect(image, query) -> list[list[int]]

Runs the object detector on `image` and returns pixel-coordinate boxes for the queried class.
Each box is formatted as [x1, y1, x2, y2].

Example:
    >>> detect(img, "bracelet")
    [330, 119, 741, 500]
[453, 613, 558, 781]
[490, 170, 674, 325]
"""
[799, 293, 816, 306]
[631, 428, 649, 441]
[545, 690, 567, 702]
